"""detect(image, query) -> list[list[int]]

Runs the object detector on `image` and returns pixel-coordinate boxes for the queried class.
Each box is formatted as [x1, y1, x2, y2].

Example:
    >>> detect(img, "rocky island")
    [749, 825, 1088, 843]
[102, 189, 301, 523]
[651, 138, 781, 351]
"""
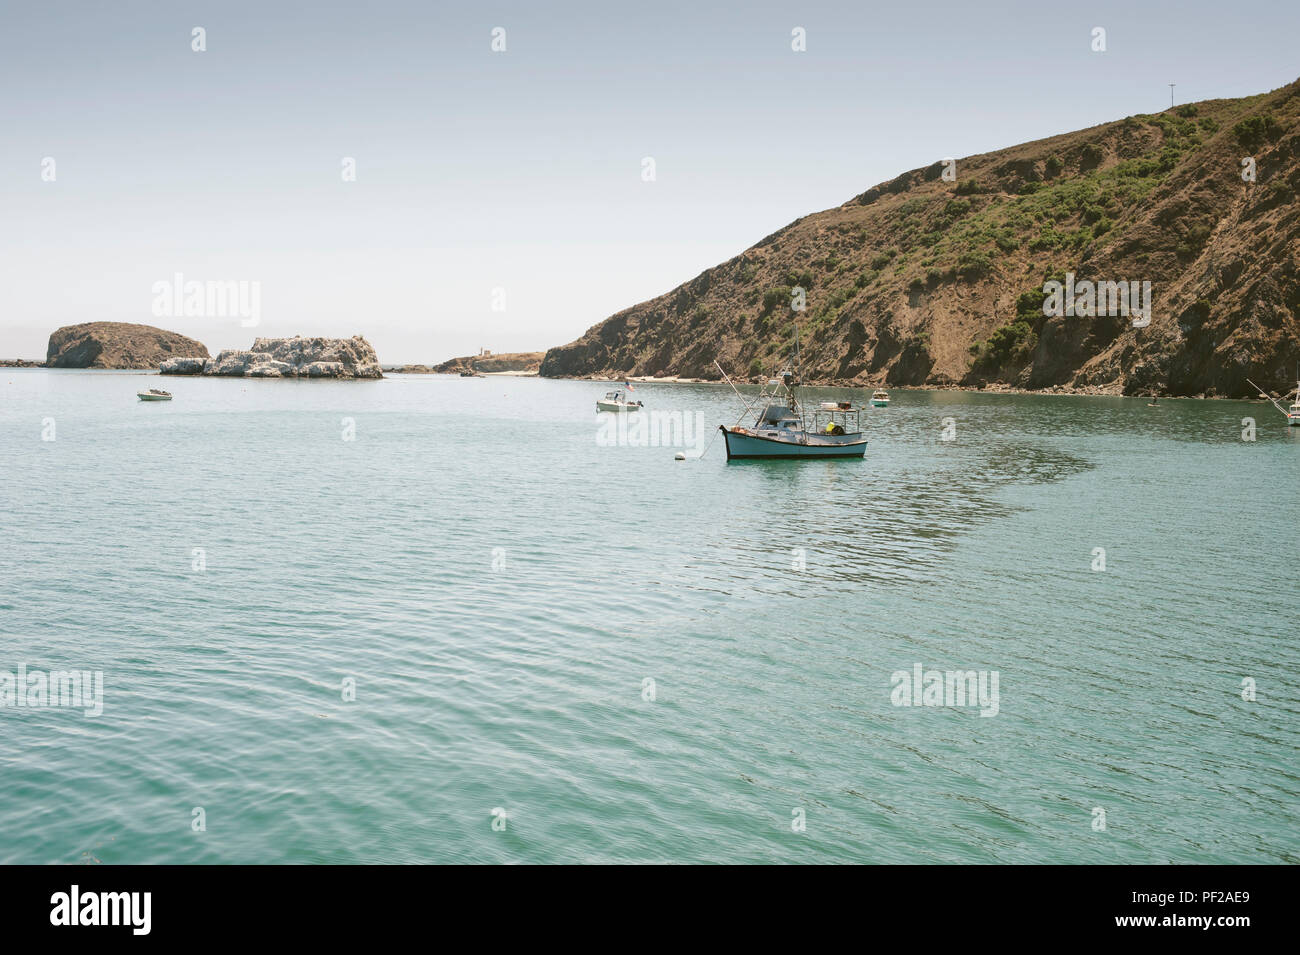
[46, 322, 210, 369]
[161, 335, 383, 379]
[433, 352, 544, 375]
[382, 352, 544, 375]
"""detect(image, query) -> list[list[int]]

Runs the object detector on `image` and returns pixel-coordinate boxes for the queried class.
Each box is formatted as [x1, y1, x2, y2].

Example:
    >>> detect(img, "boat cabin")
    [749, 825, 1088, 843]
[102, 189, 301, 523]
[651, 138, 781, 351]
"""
[756, 404, 803, 432]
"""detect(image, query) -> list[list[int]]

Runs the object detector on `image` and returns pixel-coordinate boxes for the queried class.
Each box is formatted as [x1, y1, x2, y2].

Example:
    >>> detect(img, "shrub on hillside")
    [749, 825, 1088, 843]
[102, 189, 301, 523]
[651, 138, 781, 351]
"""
[956, 250, 993, 281]
[1232, 115, 1282, 152]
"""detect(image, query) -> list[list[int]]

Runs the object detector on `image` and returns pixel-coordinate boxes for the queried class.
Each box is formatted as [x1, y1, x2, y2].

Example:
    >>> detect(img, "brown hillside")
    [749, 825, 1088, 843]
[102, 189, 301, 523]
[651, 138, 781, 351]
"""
[542, 79, 1300, 397]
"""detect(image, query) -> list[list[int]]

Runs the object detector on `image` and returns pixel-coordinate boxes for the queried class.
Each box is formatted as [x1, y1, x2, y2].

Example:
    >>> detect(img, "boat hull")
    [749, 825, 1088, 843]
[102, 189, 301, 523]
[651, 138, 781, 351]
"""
[720, 426, 866, 459]
[597, 401, 641, 412]
[871, 400, 889, 407]
[137, 394, 172, 401]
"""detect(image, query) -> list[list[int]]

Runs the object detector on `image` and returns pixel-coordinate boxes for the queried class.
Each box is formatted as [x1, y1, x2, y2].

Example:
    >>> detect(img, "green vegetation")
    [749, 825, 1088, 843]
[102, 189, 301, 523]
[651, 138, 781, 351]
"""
[1176, 219, 1215, 259]
[970, 320, 1036, 370]
[869, 250, 897, 270]
[943, 198, 972, 218]
[1233, 115, 1282, 152]
[761, 287, 792, 316]
[956, 250, 993, 280]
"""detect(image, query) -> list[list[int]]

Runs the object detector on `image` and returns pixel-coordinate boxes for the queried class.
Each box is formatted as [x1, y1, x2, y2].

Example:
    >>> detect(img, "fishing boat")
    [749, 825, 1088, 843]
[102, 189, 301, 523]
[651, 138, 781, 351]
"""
[715, 344, 866, 460]
[596, 390, 643, 413]
[1246, 377, 1300, 426]
[871, 390, 890, 407]
[136, 388, 172, 402]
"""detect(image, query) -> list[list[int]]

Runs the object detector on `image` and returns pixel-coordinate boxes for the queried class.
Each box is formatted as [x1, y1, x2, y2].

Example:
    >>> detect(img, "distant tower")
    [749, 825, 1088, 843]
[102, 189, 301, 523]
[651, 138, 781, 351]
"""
[1169, 83, 1175, 108]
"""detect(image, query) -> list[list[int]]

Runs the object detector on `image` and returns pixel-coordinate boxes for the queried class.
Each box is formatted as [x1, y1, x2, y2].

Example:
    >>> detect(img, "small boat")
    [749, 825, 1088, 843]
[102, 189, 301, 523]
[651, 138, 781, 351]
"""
[596, 390, 643, 413]
[137, 388, 172, 401]
[717, 342, 866, 460]
[871, 390, 890, 407]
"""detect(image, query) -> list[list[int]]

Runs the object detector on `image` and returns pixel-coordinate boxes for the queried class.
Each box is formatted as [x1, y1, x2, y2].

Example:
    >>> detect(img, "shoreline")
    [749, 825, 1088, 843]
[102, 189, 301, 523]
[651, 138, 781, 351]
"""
[3, 362, 1280, 401]
[538, 373, 1269, 401]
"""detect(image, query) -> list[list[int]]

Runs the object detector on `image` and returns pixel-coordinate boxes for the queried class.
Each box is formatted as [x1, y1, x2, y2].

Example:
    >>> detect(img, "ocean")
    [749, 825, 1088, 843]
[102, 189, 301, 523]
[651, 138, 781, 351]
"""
[1, 369, 1296, 863]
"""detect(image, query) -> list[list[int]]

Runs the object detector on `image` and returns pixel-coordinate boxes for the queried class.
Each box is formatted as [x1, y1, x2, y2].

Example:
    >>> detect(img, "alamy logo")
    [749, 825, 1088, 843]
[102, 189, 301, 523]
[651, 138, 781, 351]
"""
[151, 272, 261, 327]
[597, 411, 707, 450]
[1042, 272, 1150, 327]
[0, 666, 103, 717]
[50, 886, 151, 935]
[890, 663, 999, 717]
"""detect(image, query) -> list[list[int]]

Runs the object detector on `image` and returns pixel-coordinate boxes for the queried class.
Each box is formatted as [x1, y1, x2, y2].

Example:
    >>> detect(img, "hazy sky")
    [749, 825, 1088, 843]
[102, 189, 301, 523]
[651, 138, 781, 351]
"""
[1, 1, 1296, 362]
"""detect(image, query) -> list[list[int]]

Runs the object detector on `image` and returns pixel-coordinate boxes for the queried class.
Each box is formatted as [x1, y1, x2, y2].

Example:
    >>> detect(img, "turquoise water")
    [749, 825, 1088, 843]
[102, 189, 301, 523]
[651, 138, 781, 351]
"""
[1, 368, 1297, 864]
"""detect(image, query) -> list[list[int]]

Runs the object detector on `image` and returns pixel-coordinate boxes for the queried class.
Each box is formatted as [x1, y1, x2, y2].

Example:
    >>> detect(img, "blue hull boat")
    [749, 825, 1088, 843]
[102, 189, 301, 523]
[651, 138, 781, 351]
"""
[720, 426, 866, 459]
[717, 338, 866, 461]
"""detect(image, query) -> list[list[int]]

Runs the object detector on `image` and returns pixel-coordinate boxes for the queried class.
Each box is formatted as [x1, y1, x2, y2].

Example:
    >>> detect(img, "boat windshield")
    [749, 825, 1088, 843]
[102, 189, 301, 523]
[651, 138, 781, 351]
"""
[757, 404, 796, 426]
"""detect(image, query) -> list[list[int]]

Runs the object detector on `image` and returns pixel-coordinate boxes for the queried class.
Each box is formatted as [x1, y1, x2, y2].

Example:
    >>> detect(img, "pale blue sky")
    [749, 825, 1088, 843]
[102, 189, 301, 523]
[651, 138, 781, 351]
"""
[1, 0, 1296, 362]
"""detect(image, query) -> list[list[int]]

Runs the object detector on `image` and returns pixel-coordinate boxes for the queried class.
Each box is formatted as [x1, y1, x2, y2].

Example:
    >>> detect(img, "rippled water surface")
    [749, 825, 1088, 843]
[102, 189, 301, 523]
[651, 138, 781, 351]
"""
[1, 369, 1297, 863]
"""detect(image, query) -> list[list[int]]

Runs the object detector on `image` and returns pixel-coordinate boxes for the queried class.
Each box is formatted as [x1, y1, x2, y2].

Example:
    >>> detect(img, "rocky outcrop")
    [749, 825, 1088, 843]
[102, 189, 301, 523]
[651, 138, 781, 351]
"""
[46, 322, 210, 369]
[542, 77, 1300, 397]
[158, 357, 206, 375]
[161, 335, 382, 379]
[430, 352, 544, 375]
[0, 358, 44, 367]
[382, 364, 433, 374]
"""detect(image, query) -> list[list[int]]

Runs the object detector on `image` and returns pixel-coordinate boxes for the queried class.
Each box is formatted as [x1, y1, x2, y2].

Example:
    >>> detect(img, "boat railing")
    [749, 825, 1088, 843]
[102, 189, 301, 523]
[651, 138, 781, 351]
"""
[802, 407, 862, 434]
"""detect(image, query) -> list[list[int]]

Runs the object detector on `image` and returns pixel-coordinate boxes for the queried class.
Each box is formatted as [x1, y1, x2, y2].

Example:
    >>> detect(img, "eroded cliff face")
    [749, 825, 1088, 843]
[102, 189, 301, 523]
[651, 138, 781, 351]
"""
[542, 79, 1300, 397]
[160, 335, 382, 378]
[46, 322, 210, 369]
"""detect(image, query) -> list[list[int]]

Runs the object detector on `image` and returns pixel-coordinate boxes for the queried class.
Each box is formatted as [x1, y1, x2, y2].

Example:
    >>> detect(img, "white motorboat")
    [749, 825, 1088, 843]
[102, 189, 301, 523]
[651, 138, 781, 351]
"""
[596, 390, 643, 413]
[871, 390, 890, 407]
[137, 388, 173, 401]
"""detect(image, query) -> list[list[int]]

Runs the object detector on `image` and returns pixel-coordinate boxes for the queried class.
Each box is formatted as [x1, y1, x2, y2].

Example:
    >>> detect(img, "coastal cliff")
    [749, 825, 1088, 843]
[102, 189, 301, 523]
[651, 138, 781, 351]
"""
[542, 78, 1300, 397]
[161, 335, 382, 379]
[46, 322, 210, 369]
